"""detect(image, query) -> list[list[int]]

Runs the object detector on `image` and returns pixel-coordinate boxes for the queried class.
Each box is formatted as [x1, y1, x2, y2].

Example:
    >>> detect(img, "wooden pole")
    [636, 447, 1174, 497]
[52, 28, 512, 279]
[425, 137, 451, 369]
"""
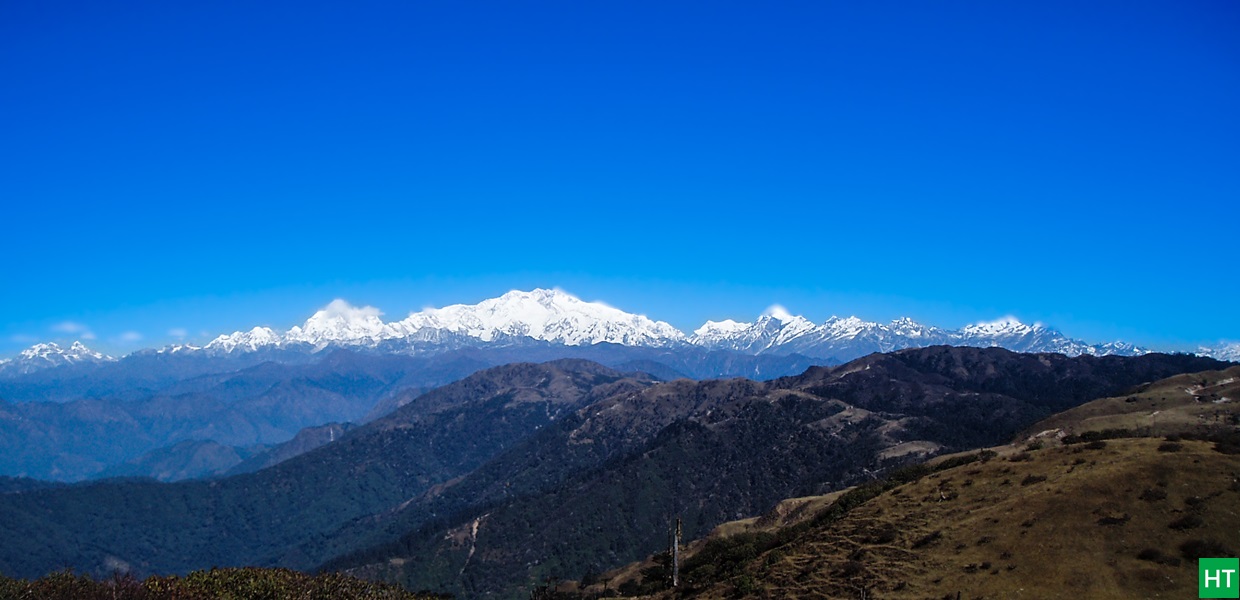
[672, 517, 682, 587]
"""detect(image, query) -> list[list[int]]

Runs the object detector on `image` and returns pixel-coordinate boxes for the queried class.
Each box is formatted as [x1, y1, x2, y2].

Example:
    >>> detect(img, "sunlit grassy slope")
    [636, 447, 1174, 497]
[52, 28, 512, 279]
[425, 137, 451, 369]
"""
[589, 365, 1240, 599]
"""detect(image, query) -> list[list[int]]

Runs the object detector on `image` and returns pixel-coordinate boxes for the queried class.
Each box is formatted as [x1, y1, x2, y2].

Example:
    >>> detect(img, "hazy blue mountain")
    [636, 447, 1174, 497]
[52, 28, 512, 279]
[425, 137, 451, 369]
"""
[98, 439, 266, 482]
[0, 360, 658, 579]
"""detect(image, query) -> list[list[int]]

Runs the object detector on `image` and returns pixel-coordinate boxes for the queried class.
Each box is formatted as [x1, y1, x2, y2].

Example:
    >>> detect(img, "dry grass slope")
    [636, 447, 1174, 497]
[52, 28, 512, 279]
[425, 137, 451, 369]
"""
[579, 365, 1240, 600]
[674, 438, 1239, 599]
[1023, 365, 1240, 442]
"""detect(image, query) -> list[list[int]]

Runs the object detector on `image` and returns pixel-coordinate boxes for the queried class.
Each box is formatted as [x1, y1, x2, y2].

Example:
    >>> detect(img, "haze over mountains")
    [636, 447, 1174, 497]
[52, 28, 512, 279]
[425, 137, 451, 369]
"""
[5, 289, 1233, 379]
[0, 348, 1227, 599]
[1, 289, 1234, 483]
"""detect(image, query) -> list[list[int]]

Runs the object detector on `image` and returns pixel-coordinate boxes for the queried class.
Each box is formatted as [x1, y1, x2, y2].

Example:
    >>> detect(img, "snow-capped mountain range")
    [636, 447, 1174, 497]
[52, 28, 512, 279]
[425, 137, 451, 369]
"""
[0, 342, 113, 376]
[3, 288, 1237, 376]
[1202, 342, 1240, 363]
[188, 289, 1165, 360]
[199, 289, 685, 355]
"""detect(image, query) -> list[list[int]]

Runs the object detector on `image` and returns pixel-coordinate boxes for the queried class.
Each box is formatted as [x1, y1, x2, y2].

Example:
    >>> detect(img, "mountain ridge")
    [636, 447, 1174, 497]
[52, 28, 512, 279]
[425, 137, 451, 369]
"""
[320, 348, 1228, 598]
[10, 289, 1226, 379]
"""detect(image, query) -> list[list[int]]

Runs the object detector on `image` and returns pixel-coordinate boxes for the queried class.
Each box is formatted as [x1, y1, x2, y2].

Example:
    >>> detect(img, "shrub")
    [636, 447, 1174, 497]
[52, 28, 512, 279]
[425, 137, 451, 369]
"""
[869, 527, 898, 545]
[0, 568, 444, 600]
[1020, 474, 1047, 486]
[1180, 539, 1235, 561]
[836, 560, 866, 578]
[912, 530, 942, 549]
[1097, 513, 1130, 526]
[1062, 429, 1134, 445]
[732, 574, 759, 598]
[1169, 515, 1204, 530]
[1137, 548, 1181, 566]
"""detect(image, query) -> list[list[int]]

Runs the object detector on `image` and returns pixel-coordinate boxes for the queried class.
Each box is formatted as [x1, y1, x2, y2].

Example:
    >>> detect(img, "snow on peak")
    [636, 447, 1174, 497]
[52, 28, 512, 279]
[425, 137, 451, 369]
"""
[1200, 341, 1240, 362]
[395, 288, 684, 346]
[961, 316, 1038, 336]
[693, 319, 753, 338]
[688, 306, 818, 352]
[286, 299, 393, 345]
[20, 342, 62, 360]
[888, 317, 935, 337]
[41, 290, 1159, 364]
[821, 315, 875, 337]
[2, 341, 113, 375]
[205, 326, 282, 353]
[759, 305, 815, 334]
[197, 289, 685, 352]
[69, 341, 95, 354]
[19, 341, 108, 362]
[157, 344, 202, 354]
[762, 305, 795, 322]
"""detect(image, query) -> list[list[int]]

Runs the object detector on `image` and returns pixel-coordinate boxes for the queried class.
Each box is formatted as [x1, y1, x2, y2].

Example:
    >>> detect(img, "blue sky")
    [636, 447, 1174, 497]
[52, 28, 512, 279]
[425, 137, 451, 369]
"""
[2, 1, 1237, 357]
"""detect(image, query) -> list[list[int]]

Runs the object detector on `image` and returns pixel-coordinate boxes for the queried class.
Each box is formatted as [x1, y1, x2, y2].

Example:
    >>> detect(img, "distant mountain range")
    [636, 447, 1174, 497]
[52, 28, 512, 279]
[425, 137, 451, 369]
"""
[0, 341, 113, 376]
[0, 289, 1232, 483]
[4, 288, 1234, 378]
[0, 341, 818, 481]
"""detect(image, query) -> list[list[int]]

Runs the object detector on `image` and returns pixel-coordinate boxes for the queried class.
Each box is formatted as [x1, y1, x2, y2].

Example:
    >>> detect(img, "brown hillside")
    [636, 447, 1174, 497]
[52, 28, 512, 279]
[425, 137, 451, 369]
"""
[1022, 365, 1240, 442]
[664, 438, 1240, 599]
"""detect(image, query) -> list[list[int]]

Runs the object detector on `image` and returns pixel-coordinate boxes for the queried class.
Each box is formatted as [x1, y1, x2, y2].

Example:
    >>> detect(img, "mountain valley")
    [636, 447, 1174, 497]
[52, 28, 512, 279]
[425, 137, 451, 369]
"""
[0, 347, 1227, 599]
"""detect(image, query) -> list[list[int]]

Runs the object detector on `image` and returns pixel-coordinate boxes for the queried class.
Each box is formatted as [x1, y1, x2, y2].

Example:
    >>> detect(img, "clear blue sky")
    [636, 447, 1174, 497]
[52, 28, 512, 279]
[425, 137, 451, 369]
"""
[2, 1, 1237, 357]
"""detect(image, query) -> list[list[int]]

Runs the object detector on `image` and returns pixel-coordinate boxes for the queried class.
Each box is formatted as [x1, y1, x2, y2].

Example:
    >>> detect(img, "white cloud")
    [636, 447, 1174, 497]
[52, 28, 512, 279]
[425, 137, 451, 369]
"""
[9, 334, 38, 344]
[119, 331, 143, 343]
[320, 298, 383, 319]
[762, 304, 797, 321]
[168, 328, 189, 339]
[52, 321, 89, 334]
[51, 321, 96, 341]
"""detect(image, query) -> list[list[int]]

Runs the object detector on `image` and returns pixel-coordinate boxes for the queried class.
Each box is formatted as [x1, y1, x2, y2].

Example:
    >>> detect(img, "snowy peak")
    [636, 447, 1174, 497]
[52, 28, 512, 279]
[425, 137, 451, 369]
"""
[819, 315, 875, 338]
[1, 341, 113, 376]
[205, 326, 282, 354]
[688, 305, 817, 353]
[5, 292, 1185, 369]
[18, 341, 109, 362]
[758, 305, 816, 337]
[888, 317, 942, 338]
[287, 299, 393, 346]
[959, 316, 1042, 338]
[693, 319, 751, 338]
[1200, 342, 1240, 363]
[201, 289, 685, 353]
[157, 344, 202, 355]
[689, 310, 1150, 361]
[396, 288, 684, 346]
[69, 341, 103, 358]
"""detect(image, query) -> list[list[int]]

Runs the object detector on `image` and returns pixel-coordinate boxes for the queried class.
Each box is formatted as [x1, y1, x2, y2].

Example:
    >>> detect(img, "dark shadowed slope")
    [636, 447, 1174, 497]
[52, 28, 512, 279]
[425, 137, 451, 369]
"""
[0, 360, 656, 579]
